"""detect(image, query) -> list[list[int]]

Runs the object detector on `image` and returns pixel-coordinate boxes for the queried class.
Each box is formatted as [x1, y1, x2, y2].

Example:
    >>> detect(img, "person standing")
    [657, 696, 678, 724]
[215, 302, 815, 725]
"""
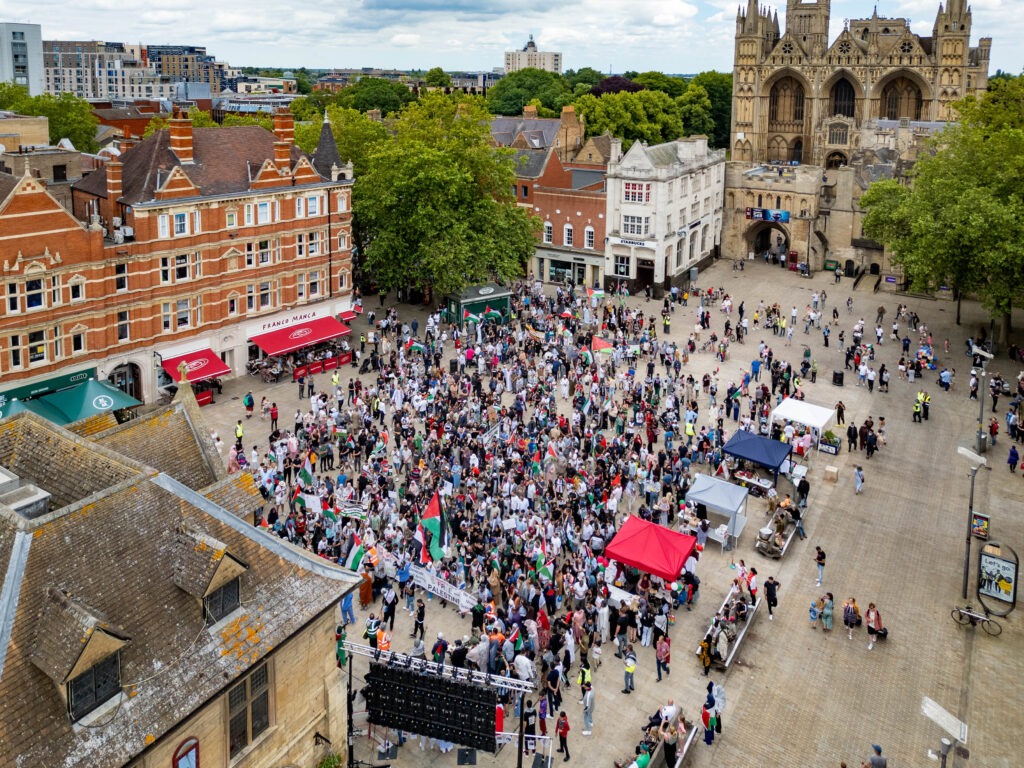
[555, 711, 571, 761]
[814, 546, 826, 586]
[523, 699, 538, 754]
[381, 582, 398, 631]
[655, 635, 671, 681]
[821, 593, 835, 632]
[853, 465, 865, 494]
[660, 721, 679, 768]
[843, 597, 860, 640]
[764, 576, 781, 620]
[365, 613, 381, 656]
[1008, 445, 1019, 473]
[340, 591, 355, 626]
[701, 695, 715, 746]
[581, 682, 595, 735]
[863, 744, 888, 768]
[710, 680, 726, 734]
[698, 634, 713, 676]
[411, 598, 426, 639]
[865, 603, 884, 650]
[622, 644, 637, 694]
[797, 476, 811, 509]
[835, 400, 846, 425]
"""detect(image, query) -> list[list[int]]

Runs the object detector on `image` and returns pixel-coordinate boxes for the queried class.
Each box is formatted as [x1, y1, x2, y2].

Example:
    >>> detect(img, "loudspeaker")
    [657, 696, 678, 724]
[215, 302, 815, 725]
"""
[458, 748, 477, 765]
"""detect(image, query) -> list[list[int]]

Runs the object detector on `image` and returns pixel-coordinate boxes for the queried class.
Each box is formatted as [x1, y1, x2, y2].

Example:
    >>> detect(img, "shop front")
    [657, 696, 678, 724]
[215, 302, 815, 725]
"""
[605, 237, 658, 295]
[248, 314, 353, 381]
[534, 247, 604, 289]
[160, 348, 232, 406]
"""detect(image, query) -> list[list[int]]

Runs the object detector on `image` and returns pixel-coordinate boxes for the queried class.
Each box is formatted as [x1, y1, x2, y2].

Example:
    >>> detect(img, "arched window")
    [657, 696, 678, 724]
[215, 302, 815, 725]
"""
[826, 152, 848, 169]
[830, 77, 856, 117]
[757, 194, 763, 207]
[791, 139, 803, 164]
[768, 77, 805, 128]
[700, 225, 709, 252]
[881, 77, 923, 120]
[828, 123, 848, 144]
[173, 737, 199, 768]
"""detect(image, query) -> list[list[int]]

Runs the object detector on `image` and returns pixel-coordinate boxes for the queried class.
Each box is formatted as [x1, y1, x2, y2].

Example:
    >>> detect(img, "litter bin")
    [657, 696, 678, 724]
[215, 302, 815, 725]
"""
[832, 370, 844, 386]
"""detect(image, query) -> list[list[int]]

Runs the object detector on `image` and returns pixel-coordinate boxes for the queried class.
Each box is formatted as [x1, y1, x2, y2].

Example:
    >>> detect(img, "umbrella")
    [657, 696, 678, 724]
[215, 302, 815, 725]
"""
[0, 397, 72, 424]
[39, 379, 141, 423]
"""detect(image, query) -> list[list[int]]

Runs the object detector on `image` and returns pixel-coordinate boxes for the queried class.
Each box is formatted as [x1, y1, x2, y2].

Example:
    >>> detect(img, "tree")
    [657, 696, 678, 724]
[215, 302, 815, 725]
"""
[222, 113, 273, 131]
[0, 86, 99, 152]
[676, 84, 715, 137]
[424, 67, 452, 88]
[324, 106, 389, 178]
[590, 76, 644, 96]
[564, 67, 605, 91]
[186, 107, 218, 127]
[355, 93, 535, 297]
[633, 71, 686, 98]
[572, 90, 683, 149]
[486, 68, 570, 115]
[691, 71, 733, 148]
[860, 82, 1024, 339]
[337, 77, 416, 116]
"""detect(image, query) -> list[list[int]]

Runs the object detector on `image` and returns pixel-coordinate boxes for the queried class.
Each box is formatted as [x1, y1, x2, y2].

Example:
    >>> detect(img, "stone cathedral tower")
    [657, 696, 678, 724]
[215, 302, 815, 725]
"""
[730, 0, 992, 167]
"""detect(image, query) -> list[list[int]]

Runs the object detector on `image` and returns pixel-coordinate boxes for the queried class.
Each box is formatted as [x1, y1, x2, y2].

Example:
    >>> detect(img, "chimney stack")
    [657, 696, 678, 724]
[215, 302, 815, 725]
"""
[273, 109, 295, 145]
[273, 140, 292, 172]
[106, 159, 123, 202]
[523, 104, 538, 118]
[169, 117, 194, 164]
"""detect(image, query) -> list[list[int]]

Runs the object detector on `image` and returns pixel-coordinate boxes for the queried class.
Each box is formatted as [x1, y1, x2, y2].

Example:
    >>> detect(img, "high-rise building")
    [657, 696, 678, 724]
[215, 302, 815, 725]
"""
[504, 36, 563, 75]
[44, 41, 175, 100]
[0, 23, 43, 95]
[722, 0, 992, 279]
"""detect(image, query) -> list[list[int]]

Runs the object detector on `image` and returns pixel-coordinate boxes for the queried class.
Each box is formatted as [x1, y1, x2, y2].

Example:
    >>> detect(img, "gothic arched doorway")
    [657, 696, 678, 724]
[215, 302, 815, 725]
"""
[748, 222, 790, 263]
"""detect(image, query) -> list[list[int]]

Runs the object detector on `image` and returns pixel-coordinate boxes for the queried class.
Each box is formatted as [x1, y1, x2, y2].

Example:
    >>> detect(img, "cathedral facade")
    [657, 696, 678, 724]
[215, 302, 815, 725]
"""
[722, 0, 991, 280]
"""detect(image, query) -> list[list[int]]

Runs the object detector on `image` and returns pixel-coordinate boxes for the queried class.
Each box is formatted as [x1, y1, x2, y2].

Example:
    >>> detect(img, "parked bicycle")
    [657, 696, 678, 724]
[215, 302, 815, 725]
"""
[951, 605, 1002, 636]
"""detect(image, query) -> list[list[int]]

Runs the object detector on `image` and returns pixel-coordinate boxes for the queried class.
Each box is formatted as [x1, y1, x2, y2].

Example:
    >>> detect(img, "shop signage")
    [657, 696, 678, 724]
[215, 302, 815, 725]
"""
[884, 276, 897, 283]
[979, 544, 1017, 606]
[745, 207, 790, 223]
[610, 237, 654, 249]
[247, 306, 330, 337]
[1, 368, 95, 401]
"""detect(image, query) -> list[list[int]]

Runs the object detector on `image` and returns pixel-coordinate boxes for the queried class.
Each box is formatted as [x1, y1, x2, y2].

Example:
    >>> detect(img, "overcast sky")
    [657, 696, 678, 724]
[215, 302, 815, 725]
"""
[6, 0, 1020, 75]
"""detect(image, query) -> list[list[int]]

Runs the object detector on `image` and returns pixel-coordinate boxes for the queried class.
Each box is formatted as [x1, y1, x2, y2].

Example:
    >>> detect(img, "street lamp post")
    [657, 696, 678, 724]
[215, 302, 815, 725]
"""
[972, 345, 993, 454]
[957, 446, 990, 600]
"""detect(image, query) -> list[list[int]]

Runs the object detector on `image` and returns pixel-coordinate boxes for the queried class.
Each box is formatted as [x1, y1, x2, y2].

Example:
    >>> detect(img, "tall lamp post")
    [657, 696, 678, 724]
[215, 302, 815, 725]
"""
[957, 446, 990, 600]
[972, 345, 993, 454]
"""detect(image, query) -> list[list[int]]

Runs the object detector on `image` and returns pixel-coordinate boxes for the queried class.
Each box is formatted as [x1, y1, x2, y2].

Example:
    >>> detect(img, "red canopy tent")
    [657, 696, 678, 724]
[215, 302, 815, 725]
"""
[604, 516, 697, 582]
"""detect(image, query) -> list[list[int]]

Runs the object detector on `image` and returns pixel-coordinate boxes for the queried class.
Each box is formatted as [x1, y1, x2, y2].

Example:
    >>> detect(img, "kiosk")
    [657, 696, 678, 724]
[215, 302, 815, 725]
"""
[684, 474, 750, 551]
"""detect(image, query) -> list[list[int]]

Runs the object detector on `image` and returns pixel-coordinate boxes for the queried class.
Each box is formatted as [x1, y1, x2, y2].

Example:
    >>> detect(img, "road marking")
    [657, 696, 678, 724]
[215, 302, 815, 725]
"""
[922, 696, 968, 743]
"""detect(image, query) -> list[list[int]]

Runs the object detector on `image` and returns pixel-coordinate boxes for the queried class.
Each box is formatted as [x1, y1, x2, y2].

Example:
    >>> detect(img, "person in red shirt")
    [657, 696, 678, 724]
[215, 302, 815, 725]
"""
[555, 711, 571, 761]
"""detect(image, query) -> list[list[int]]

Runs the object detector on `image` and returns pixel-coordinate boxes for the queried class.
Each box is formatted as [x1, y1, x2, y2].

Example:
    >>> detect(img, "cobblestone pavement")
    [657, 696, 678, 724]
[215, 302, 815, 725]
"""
[181, 260, 1024, 768]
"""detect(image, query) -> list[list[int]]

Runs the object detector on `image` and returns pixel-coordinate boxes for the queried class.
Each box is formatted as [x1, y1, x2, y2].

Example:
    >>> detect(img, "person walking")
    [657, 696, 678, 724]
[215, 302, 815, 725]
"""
[659, 721, 679, 768]
[555, 711, 571, 761]
[581, 682, 595, 735]
[853, 465, 865, 494]
[865, 603, 884, 650]
[863, 744, 888, 767]
[1008, 445, 1019, 473]
[622, 644, 637, 694]
[381, 582, 398, 631]
[655, 635, 671, 681]
[523, 699, 538, 754]
[709, 680, 726, 734]
[242, 391, 255, 418]
[764, 576, 780, 620]
[843, 597, 861, 640]
[814, 546, 826, 586]
[411, 598, 426, 640]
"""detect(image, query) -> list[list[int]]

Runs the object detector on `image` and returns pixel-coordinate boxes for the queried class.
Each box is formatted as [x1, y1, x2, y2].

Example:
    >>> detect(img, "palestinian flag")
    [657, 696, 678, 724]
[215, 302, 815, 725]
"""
[413, 490, 449, 564]
[293, 486, 321, 513]
[587, 287, 605, 301]
[507, 625, 524, 652]
[536, 554, 554, 581]
[581, 347, 593, 366]
[344, 534, 366, 570]
[483, 306, 502, 321]
[546, 443, 558, 463]
[296, 458, 314, 489]
[370, 430, 389, 456]
[592, 336, 614, 355]
[531, 450, 542, 476]
[405, 339, 427, 354]
[463, 309, 481, 324]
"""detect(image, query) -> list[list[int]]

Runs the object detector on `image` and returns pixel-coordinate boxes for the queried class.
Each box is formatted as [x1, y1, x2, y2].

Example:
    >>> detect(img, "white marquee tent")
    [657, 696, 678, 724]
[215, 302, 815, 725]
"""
[770, 398, 837, 451]
[685, 474, 750, 551]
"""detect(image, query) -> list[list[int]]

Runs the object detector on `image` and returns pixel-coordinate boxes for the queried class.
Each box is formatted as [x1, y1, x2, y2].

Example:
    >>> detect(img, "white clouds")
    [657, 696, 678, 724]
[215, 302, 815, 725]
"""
[23, 0, 1023, 75]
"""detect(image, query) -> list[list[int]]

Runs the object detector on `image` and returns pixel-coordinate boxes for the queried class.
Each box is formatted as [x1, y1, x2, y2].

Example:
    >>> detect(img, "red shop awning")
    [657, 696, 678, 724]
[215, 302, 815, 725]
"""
[339, 310, 358, 322]
[250, 316, 351, 356]
[162, 348, 231, 383]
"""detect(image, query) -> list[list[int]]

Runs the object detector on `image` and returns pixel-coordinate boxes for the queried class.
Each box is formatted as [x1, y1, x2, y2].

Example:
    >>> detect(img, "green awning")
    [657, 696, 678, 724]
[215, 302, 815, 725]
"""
[38, 379, 141, 423]
[0, 397, 72, 425]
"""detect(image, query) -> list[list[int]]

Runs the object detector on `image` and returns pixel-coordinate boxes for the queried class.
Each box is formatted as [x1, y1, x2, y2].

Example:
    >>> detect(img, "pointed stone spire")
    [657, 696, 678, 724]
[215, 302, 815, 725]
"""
[311, 115, 344, 181]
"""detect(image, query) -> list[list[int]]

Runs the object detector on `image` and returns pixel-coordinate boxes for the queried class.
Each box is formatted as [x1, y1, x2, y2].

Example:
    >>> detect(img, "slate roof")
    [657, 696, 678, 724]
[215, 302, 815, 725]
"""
[73, 125, 315, 204]
[0, 174, 20, 205]
[491, 116, 561, 148]
[311, 118, 344, 179]
[512, 148, 549, 179]
[0, 411, 360, 768]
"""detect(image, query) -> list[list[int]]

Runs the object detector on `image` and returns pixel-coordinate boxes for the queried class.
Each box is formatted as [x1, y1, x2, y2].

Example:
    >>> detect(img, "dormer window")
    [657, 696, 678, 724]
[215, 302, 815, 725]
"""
[68, 651, 121, 721]
[204, 577, 241, 623]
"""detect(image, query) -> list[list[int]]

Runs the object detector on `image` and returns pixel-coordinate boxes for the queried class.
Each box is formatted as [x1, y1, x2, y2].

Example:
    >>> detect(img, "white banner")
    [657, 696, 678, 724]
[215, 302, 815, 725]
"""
[409, 566, 476, 612]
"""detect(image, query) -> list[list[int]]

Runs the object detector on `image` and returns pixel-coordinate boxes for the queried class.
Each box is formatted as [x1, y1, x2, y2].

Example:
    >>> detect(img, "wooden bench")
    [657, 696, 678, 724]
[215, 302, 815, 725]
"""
[697, 593, 762, 671]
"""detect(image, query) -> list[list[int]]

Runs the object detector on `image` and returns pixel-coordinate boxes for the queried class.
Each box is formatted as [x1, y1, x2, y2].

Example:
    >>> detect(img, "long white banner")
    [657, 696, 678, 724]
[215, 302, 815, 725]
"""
[409, 565, 476, 612]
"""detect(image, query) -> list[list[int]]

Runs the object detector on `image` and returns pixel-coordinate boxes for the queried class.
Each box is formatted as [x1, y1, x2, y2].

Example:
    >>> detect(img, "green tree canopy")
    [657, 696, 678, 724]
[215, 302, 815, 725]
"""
[323, 106, 389, 178]
[424, 67, 452, 88]
[590, 76, 644, 96]
[486, 68, 570, 115]
[633, 71, 686, 98]
[0, 85, 99, 152]
[860, 77, 1024, 337]
[573, 90, 684, 148]
[222, 113, 273, 130]
[354, 93, 535, 296]
[676, 83, 715, 138]
[337, 77, 416, 115]
[691, 71, 733, 148]
[564, 67, 605, 90]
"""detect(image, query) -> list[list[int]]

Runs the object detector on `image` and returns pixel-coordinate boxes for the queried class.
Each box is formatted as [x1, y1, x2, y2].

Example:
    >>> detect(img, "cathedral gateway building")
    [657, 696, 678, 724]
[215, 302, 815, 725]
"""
[722, 0, 991, 282]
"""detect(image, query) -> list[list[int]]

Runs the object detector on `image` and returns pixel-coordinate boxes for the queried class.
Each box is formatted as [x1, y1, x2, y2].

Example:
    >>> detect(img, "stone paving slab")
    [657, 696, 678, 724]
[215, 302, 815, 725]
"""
[181, 260, 1024, 768]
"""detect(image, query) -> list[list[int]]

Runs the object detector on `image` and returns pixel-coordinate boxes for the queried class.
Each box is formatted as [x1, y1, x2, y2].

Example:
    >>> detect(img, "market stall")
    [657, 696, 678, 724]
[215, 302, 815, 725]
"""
[769, 398, 836, 456]
[605, 516, 697, 582]
[684, 474, 750, 551]
[722, 430, 793, 488]
[249, 316, 353, 378]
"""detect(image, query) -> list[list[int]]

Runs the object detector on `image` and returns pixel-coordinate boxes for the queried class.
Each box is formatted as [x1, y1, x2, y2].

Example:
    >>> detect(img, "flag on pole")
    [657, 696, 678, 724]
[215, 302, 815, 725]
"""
[463, 309, 481, 324]
[296, 459, 314, 489]
[344, 534, 366, 570]
[587, 287, 605, 301]
[483, 306, 502, 321]
[405, 339, 427, 354]
[535, 553, 554, 581]
[592, 335, 614, 354]
[293, 486, 321, 513]
[413, 490, 449, 564]
[546, 443, 558, 462]
[507, 625, 524, 652]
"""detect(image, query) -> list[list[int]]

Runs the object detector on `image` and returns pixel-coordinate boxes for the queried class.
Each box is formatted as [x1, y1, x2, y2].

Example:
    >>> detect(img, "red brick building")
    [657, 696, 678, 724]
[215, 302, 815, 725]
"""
[0, 111, 354, 406]
[514, 147, 607, 288]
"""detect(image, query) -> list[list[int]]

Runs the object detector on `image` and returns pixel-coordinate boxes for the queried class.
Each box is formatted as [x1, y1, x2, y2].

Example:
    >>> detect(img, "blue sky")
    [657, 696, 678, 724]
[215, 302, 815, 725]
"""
[6, 0, 1020, 75]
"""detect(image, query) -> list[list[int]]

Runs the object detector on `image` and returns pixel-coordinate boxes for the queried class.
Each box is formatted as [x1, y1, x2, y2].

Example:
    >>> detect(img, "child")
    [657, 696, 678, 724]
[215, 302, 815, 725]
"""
[591, 638, 603, 670]
[809, 599, 820, 629]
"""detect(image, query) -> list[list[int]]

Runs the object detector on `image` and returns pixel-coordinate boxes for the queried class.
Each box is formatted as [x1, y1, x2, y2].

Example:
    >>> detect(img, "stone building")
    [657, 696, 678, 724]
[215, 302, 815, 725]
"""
[605, 136, 725, 295]
[0, 385, 360, 767]
[723, 0, 992, 279]
[504, 36, 563, 75]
